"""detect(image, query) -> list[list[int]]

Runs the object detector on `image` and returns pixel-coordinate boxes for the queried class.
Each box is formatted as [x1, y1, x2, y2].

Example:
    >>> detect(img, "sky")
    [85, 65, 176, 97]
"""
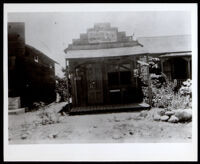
[7, 11, 191, 77]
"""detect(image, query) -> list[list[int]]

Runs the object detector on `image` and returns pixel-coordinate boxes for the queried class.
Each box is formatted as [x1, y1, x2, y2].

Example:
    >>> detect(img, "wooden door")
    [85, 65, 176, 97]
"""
[86, 63, 103, 105]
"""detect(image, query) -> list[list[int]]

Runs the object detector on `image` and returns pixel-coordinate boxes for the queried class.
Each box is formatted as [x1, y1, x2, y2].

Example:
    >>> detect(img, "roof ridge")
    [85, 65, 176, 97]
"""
[25, 44, 59, 64]
[138, 34, 191, 39]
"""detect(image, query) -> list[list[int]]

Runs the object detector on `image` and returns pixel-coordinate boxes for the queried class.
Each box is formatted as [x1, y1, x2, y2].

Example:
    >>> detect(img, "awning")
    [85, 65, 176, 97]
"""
[160, 52, 192, 58]
[65, 46, 148, 59]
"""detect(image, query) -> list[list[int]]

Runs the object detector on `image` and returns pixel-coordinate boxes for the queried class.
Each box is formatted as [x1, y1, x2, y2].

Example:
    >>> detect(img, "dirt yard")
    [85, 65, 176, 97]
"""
[8, 102, 192, 144]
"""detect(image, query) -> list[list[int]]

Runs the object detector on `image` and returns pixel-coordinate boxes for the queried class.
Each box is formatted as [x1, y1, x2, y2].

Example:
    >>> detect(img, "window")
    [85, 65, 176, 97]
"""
[34, 56, 38, 63]
[120, 71, 131, 85]
[108, 72, 119, 86]
[108, 63, 131, 86]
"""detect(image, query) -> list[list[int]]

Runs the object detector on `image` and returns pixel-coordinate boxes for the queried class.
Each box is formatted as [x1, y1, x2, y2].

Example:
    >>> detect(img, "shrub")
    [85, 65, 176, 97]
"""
[152, 79, 192, 109]
[137, 56, 192, 110]
[36, 106, 61, 125]
[170, 94, 191, 109]
[32, 101, 45, 110]
[55, 76, 72, 102]
[179, 79, 192, 97]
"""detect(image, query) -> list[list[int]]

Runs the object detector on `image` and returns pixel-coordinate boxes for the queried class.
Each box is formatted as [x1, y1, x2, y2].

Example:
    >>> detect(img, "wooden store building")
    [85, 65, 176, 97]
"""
[64, 23, 150, 112]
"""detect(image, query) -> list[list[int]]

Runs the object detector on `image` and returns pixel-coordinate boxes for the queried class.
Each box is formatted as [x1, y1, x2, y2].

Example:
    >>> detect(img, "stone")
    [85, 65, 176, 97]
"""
[168, 115, 179, 123]
[165, 111, 175, 116]
[174, 110, 192, 122]
[129, 131, 134, 135]
[134, 116, 142, 120]
[26, 131, 31, 135]
[160, 115, 169, 121]
[114, 117, 120, 122]
[139, 110, 148, 118]
[157, 109, 166, 116]
[21, 134, 27, 140]
[53, 134, 57, 138]
[112, 133, 122, 139]
[8, 108, 25, 115]
[48, 133, 58, 139]
[153, 114, 160, 121]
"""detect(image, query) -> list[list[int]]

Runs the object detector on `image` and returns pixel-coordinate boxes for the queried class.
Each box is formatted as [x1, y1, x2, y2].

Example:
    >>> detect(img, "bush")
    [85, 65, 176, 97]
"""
[36, 106, 61, 125]
[179, 79, 192, 97]
[171, 94, 192, 109]
[152, 79, 192, 109]
[55, 76, 72, 102]
[151, 81, 174, 108]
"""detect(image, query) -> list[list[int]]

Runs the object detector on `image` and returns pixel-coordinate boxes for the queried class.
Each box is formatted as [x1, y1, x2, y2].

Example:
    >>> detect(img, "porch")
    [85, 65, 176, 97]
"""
[69, 102, 150, 115]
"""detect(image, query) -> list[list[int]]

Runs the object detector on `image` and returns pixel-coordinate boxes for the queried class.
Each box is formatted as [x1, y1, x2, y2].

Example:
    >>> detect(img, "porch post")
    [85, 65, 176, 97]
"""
[161, 59, 164, 73]
[66, 60, 70, 105]
[187, 59, 191, 79]
[146, 54, 152, 106]
[183, 57, 191, 79]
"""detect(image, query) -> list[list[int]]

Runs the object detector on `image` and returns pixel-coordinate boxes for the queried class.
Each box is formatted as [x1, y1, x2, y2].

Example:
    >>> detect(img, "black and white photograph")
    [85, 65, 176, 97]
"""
[3, 3, 197, 161]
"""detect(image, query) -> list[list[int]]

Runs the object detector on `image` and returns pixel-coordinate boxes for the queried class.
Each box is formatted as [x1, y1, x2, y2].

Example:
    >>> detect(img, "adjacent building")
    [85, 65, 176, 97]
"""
[8, 22, 57, 108]
[138, 35, 192, 86]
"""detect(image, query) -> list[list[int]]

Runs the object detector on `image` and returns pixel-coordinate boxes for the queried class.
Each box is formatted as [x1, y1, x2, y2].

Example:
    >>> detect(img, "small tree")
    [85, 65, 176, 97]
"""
[55, 67, 72, 102]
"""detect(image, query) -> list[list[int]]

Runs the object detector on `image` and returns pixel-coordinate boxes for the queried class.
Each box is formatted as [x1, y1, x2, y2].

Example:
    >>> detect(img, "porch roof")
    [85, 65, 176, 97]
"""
[160, 52, 192, 58]
[65, 46, 148, 59]
[138, 35, 191, 54]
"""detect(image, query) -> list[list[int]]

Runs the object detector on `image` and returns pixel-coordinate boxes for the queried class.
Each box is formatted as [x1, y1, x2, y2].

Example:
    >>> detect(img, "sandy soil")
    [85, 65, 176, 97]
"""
[8, 102, 192, 144]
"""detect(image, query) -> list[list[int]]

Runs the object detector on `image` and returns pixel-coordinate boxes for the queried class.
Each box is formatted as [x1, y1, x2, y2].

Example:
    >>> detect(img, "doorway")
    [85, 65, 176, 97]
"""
[86, 63, 103, 105]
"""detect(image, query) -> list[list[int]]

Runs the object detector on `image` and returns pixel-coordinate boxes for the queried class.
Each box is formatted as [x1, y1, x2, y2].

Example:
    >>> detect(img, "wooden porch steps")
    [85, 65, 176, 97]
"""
[69, 102, 150, 115]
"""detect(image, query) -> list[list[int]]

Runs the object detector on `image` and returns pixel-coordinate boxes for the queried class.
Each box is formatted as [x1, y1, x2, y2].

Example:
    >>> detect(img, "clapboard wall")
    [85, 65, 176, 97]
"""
[8, 22, 56, 108]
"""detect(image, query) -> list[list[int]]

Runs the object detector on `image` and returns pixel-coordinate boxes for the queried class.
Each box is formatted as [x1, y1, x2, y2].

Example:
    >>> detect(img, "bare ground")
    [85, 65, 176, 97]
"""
[8, 102, 192, 144]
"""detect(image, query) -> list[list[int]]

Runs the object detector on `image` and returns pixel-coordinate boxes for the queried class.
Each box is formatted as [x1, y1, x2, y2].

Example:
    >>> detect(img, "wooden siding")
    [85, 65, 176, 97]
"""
[68, 56, 144, 107]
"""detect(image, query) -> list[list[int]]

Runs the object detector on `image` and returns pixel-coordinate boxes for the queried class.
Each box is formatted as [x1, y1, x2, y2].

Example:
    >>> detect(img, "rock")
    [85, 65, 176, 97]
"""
[112, 133, 122, 139]
[153, 114, 160, 121]
[21, 134, 28, 140]
[114, 116, 120, 122]
[129, 131, 134, 135]
[139, 111, 148, 118]
[160, 115, 169, 121]
[127, 117, 132, 120]
[168, 115, 179, 123]
[53, 134, 57, 138]
[174, 110, 192, 122]
[165, 111, 175, 116]
[157, 109, 166, 116]
[134, 116, 142, 120]
[48, 133, 58, 139]
[26, 131, 31, 135]
[93, 125, 97, 128]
